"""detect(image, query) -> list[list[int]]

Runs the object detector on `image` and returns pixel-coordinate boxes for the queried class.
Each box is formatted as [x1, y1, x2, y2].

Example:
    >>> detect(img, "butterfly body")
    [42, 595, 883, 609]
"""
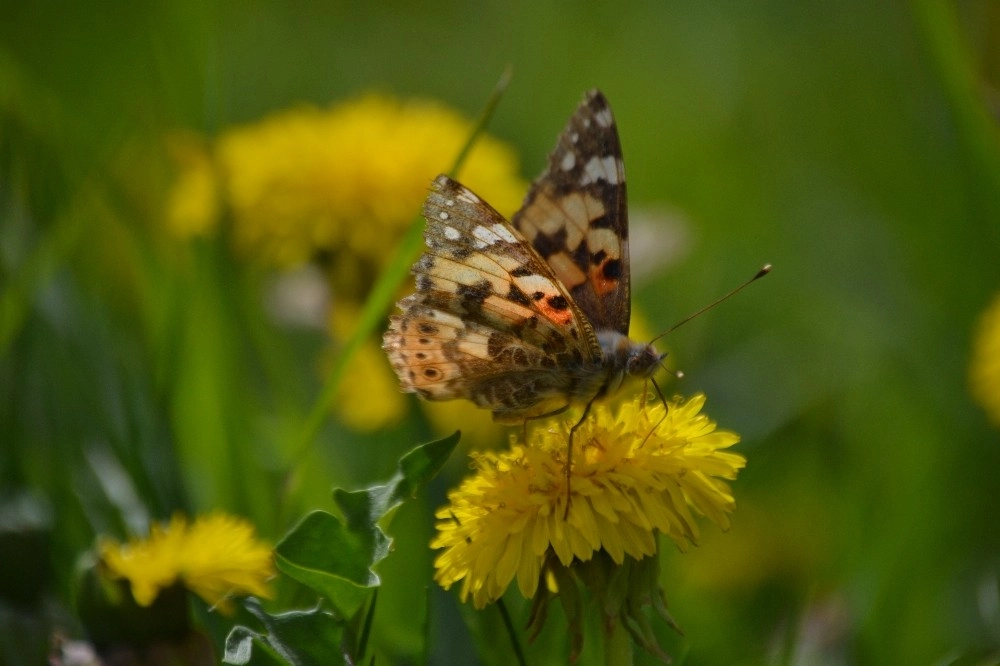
[384, 90, 662, 425]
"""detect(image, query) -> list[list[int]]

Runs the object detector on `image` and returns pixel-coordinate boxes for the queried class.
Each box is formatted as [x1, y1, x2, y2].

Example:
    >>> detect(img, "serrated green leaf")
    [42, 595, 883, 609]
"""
[276, 432, 460, 617]
[223, 598, 345, 666]
[333, 430, 461, 527]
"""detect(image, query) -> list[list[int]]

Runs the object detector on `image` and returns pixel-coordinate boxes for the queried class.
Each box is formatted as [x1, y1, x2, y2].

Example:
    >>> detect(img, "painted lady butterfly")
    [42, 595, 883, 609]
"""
[383, 90, 664, 432]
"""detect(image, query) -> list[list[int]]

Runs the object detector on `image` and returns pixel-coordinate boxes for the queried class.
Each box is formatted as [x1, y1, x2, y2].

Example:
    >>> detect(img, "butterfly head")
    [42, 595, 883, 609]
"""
[627, 341, 667, 379]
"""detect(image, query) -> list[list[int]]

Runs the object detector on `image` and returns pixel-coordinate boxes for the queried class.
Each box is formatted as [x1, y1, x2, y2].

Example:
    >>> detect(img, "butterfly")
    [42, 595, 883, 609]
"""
[383, 90, 664, 438]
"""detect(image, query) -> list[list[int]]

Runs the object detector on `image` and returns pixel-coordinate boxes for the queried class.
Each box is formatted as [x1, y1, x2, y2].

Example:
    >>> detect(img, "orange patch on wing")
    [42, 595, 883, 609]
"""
[590, 263, 619, 296]
[536, 295, 575, 326]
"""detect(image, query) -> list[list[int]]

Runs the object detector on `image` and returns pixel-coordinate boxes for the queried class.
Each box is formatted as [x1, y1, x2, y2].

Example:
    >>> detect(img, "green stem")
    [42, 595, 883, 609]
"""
[357, 588, 377, 662]
[496, 597, 527, 666]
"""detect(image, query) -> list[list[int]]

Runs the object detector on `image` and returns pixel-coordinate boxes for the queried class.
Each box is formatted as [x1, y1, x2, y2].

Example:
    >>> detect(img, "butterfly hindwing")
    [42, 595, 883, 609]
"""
[511, 90, 630, 335]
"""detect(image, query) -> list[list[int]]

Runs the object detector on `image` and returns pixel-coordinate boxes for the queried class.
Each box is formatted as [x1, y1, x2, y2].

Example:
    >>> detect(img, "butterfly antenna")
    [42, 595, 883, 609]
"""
[649, 264, 771, 345]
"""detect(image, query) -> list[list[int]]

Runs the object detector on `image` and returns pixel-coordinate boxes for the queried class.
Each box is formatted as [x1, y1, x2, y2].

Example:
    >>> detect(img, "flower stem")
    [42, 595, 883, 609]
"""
[496, 597, 527, 666]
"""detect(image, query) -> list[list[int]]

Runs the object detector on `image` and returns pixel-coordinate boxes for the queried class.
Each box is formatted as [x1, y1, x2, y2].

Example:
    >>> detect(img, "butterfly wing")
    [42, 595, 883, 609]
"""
[384, 175, 602, 422]
[511, 90, 631, 335]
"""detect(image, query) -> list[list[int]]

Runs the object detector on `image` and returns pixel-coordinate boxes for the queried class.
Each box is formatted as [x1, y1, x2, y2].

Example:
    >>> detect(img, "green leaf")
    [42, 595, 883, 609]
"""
[275, 432, 461, 617]
[223, 598, 345, 666]
[275, 510, 383, 617]
[334, 429, 461, 524]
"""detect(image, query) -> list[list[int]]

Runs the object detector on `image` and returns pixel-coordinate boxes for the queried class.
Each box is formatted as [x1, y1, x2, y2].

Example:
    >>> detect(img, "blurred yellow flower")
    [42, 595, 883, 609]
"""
[971, 291, 1000, 427]
[326, 304, 407, 431]
[99, 512, 274, 614]
[169, 93, 526, 277]
[422, 398, 502, 450]
[431, 394, 744, 609]
[336, 340, 408, 431]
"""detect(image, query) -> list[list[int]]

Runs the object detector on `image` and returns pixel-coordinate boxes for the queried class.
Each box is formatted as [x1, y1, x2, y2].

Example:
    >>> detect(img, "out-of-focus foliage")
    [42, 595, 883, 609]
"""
[2, 1, 999, 664]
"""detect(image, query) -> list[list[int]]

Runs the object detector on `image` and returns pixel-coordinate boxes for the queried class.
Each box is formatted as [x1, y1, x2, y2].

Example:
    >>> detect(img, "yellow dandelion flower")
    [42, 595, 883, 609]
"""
[99, 512, 274, 613]
[174, 513, 275, 612]
[100, 515, 188, 607]
[971, 291, 1000, 426]
[210, 93, 526, 275]
[431, 394, 744, 609]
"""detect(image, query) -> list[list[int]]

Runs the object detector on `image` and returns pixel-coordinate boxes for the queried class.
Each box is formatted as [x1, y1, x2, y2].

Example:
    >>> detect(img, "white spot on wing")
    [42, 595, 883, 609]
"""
[491, 223, 518, 243]
[594, 108, 613, 128]
[445, 199, 455, 207]
[560, 151, 576, 171]
[444, 226, 461, 241]
[514, 273, 558, 297]
[473, 225, 500, 245]
[457, 188, 480, 204]
[580, 155, 621, 185]
[439, 211, 449, 220]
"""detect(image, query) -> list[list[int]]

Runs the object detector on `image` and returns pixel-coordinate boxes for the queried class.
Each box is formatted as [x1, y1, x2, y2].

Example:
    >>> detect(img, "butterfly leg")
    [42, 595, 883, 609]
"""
[563, 396, 599, 519]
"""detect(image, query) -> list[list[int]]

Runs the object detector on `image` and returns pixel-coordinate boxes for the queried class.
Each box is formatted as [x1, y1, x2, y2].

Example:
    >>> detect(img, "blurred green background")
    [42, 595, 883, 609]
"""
[2, 1, 1000, 664]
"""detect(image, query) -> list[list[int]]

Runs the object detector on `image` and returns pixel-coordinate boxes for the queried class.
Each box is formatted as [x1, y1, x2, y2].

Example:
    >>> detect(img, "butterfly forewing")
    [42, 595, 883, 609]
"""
[511, 90, 631, 335]
[383, 175, 601, 421]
